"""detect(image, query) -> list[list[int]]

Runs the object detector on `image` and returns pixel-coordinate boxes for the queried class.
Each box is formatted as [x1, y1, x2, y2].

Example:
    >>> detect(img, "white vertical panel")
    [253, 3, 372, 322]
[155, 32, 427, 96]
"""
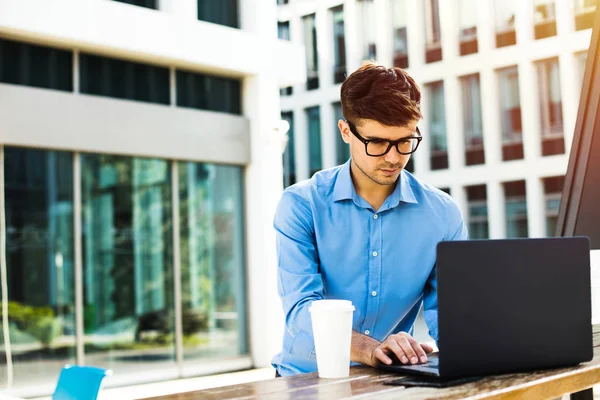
[487, 180, 506, 239]
[444, 76, 466, 169]
[526, 176, 546, 238]
[406, 0, 426, 69]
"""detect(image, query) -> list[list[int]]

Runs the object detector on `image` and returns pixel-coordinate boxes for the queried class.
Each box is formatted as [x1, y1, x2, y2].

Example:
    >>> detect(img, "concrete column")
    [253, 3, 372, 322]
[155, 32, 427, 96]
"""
[555, 0, 575, 36]
[526, 176, 546, 238]
[451, 184, 469, 227]
[516, 1, 542, 162]
[294, 106, 310, 181]
[414, 79, 431, 175]
[243, 72, 286, 368]
[438, 0, 460, 62]
[158, 0, 197, 20]
[288, 16, 304, 94]
[320, 101, 337, 169]
[316, 7, 333, 89]
[556, 0, 578, 156]
[515, 0, 534, 44]
[476, 0, 495, 54]
[518, 60, 542, 161]
[344, 0, 362, 73]
[479, 68, 502, 166]
[487, 180, 506, 239]
[241, 0, 285, 369]
[405, 0, 425, 69]
[444, 76, 466, 169]
[375, 0, 393, 67]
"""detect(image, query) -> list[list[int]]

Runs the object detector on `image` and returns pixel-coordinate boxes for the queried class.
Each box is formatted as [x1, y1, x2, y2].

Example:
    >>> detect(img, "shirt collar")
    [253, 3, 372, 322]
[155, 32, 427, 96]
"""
[333, 160, 419, 208]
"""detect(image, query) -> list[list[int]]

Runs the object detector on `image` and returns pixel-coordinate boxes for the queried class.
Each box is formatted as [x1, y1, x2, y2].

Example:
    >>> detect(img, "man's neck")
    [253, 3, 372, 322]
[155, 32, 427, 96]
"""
[349, 162, 398, 211]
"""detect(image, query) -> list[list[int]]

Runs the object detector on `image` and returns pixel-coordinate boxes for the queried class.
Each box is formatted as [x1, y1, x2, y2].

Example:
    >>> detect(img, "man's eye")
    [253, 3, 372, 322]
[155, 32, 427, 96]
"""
[370, 140, 386, 144]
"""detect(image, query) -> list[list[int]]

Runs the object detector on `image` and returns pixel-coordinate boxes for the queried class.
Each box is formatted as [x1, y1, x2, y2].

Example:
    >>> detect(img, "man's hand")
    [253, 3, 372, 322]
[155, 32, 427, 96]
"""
[369, 332, 434, 366]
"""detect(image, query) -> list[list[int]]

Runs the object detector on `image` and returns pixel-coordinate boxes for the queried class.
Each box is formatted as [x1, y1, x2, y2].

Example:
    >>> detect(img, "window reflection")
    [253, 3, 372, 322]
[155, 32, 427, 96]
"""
[179, 163, 247, 367]
[426, 81, 448, 170]
[2, 148, 75, 388]
[81, 155, 175, 374]
[504, 180, 529, 238]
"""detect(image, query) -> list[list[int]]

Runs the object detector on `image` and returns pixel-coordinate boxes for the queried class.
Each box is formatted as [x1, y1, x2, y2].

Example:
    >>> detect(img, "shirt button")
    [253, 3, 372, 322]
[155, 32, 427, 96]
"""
[372, 251, 378, 257]
[364, 330, 370, 335]
[373, 214, 378, 220]
[372, 291, 377, 297]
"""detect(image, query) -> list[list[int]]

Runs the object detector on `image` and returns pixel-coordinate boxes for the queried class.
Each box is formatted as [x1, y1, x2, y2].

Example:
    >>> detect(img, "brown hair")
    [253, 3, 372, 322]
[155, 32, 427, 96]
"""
[340, 61, 422, 127]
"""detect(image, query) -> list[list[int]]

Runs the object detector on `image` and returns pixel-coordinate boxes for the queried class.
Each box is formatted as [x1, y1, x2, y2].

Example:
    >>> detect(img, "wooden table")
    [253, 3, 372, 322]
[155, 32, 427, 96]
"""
[146, 325, 600, 400]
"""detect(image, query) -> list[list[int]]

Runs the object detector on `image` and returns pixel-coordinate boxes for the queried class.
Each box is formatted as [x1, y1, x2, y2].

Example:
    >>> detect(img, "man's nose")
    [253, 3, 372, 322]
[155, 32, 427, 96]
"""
[384, 145, 402, 164]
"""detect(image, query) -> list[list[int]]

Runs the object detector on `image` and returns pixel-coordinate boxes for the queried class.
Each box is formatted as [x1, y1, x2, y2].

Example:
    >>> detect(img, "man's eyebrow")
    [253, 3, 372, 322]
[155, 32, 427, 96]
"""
[363, 132, 419, 141]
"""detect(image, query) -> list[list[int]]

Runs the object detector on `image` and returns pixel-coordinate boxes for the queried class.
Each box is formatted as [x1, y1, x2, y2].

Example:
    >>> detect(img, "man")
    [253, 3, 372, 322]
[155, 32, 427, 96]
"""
[271, 61, 468, 377]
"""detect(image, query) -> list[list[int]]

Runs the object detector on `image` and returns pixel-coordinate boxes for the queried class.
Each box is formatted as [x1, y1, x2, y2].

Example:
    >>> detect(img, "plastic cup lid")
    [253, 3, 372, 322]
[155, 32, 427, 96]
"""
[309, 299, 355, 312]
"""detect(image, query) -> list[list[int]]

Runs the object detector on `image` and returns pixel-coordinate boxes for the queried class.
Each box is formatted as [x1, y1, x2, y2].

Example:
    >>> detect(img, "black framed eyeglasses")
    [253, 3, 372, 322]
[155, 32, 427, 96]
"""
[347, 121, 423, 157]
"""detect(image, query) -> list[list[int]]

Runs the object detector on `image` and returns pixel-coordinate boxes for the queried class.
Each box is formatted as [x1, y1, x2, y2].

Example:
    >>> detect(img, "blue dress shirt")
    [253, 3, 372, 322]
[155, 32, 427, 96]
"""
[271, 160, 468, 376]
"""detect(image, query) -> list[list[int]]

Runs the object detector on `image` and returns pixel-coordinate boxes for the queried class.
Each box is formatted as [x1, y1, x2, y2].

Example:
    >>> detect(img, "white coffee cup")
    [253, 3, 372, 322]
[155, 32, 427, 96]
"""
[309, 299, 355, 378]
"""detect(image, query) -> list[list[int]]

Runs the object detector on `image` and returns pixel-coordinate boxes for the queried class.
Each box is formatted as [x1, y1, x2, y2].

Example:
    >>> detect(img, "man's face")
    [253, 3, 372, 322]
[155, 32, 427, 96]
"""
[338, 118, 420, 186]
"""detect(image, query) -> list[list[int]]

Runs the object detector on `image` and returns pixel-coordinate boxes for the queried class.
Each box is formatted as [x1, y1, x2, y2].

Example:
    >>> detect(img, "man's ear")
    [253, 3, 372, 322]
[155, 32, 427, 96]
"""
[338, 120, 351, 144]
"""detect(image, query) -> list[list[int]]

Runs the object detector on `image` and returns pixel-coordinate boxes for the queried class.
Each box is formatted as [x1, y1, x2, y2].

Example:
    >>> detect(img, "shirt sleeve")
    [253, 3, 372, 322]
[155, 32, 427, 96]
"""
[273, 188, 323, 357]
[423, 197, 468, 343]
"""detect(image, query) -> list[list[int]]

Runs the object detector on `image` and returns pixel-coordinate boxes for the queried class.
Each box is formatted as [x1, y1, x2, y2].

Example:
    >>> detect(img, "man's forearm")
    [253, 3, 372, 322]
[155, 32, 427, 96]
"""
[351, 330, 381, 366]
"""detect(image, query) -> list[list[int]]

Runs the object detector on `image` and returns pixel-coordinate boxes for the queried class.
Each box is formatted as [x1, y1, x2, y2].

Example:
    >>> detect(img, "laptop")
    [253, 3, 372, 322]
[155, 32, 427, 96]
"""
[380, 237, 593, 379]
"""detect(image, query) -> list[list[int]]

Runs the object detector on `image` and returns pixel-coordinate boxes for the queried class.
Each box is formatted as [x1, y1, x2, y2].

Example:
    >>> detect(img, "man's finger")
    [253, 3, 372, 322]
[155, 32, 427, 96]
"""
[396, 337, 418, 364]
[374, 347, 392, 365]
[421, 343, 435, 354]
[409, 340, 428, 364]
[387, 339, 409, 364]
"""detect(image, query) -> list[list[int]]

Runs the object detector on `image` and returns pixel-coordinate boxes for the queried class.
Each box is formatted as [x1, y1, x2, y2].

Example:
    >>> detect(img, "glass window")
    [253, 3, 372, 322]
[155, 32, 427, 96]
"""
[278, 21, 290, 40]
[0, 38, 72, 92]
[332, 6, 347, 84]
[534, 0, 557, 40]
[178, 162, 247, 367]
[176, 70, 241, 115]
[425, 0, 442, 63]
[306, 106, 322, 176]
[360, 0, 377, 60]
[197, 0, 239, 29]
[81, 155, 175, 374]
[392, 0, 409, 68]
[574, 0, 596, 30]
[495, 0, 517, 47]
[543, 176, 564, 237]
[458, 0, 478, 41]
[458, 0, 478, 56]
[112, 0, 157, 9]
[333, 102, 350, 165]
[281, 111, 296, 187]
[427, 81, 448, 170]
[79, 54, 170, 105]
[537, 58, 564, 155]
[504, 180, 528, 238]
[461, 74, 485, 165]
[498, 66, 524, 161]
[3, 148, 75, 388]
[466, 185, 489, 239]
[303, 14, 319, 90]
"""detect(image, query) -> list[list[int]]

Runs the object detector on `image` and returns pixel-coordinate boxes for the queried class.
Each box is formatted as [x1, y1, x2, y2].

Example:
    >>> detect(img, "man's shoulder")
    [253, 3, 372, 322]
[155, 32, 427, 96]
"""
[283, 164, 343, 202]
[403, 171, 458, 211]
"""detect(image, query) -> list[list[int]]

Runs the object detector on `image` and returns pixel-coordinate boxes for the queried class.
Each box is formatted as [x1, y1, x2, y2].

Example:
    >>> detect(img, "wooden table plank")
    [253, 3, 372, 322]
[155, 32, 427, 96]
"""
[145, 325, 600, 400]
